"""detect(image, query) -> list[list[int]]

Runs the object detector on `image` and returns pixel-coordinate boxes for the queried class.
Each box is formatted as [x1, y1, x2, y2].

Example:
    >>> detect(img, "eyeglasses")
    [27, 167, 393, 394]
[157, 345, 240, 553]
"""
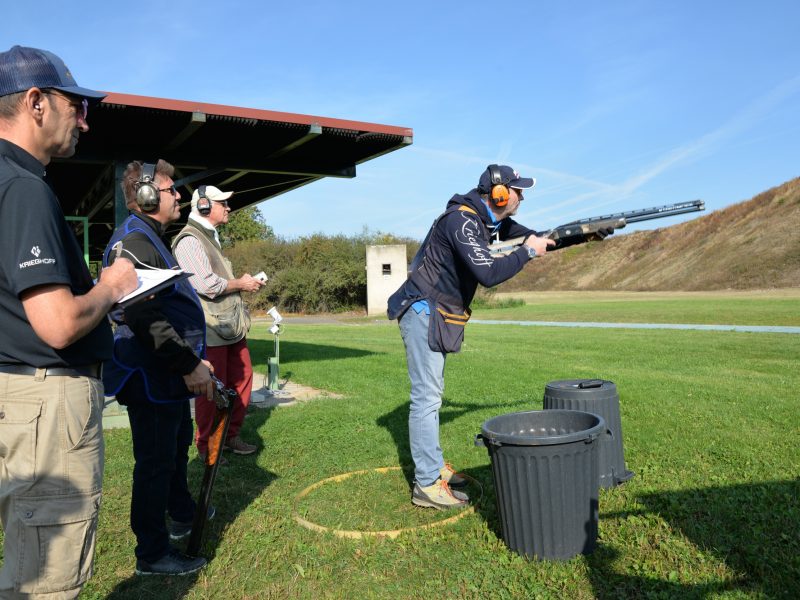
[213, 200, 229, 208]
[43, 90, 88, 122]
[159, 185, 177, 196]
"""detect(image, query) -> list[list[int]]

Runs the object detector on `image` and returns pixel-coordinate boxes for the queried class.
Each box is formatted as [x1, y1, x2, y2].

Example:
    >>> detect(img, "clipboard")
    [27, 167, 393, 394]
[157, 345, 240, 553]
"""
[116, 269, 193, 309]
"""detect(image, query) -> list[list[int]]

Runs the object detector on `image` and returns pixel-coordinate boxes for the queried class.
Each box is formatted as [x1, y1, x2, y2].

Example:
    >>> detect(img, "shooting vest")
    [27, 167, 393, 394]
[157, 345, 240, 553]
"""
[172, 221, 251, 347]
[102, 213, 206, 403]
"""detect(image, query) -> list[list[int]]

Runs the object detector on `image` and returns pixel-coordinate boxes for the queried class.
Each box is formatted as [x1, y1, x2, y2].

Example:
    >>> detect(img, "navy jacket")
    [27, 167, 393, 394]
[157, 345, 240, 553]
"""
[102, 213, 206, 403]
[388, 190, 535, 352]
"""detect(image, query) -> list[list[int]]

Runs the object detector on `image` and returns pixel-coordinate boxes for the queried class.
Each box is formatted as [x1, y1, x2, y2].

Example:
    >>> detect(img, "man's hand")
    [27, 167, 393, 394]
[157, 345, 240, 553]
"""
[523, 234, 557, 255]
[598, 226, 615, 238]
[183, 359, 215, 399]
[235, 273, 265, 293]
[585, 226, 615, 242]
[98, 257, 139, 301]
[586, 227, 614, 242]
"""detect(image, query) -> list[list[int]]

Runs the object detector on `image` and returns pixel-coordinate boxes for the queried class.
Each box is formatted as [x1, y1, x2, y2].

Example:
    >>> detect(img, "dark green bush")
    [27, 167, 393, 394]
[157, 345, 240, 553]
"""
[225, 230, 419, 314]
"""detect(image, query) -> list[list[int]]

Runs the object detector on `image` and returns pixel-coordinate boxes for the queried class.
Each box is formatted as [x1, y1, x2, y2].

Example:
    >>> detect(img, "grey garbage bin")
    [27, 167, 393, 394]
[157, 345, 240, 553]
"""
[543, 379, 634, 488]
[477, 409, 605, 560]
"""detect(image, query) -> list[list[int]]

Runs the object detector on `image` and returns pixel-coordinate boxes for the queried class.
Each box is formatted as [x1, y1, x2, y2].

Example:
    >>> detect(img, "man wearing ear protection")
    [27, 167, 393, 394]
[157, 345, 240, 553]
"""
[101, 159, 214, 576]
[0, 46, 139, 597]
[388, 164, 555, 510]
[172, 185, 264, 464]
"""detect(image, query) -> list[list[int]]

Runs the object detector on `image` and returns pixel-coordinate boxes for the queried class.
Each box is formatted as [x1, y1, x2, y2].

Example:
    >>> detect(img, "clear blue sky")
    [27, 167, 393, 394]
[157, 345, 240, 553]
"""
[7, 1, 800, 239]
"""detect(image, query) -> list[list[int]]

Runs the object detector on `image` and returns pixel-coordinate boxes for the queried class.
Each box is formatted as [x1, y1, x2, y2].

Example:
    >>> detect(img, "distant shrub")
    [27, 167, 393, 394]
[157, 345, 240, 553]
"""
[225, 229, 420, 314]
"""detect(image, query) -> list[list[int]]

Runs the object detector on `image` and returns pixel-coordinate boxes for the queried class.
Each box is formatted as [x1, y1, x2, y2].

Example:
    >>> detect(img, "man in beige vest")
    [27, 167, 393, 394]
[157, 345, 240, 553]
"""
[172, 185, 264, 463]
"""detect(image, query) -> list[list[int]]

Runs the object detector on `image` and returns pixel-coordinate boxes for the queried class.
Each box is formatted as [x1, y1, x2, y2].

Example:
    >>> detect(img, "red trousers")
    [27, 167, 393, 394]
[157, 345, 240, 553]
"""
[194, 337, 253, 453]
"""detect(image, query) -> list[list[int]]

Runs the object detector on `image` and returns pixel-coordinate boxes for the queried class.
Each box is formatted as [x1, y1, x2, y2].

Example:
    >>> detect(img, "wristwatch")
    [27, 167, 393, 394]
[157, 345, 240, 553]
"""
[524, 245, 537, 259]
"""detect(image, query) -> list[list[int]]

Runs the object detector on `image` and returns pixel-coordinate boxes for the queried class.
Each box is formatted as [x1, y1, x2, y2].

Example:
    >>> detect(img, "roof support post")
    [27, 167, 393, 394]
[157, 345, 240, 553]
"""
[114, 161, 128, 228]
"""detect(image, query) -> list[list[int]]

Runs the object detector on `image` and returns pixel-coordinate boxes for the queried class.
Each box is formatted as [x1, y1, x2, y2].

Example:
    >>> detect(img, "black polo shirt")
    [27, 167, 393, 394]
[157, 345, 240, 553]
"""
[0, 139, 112, 367]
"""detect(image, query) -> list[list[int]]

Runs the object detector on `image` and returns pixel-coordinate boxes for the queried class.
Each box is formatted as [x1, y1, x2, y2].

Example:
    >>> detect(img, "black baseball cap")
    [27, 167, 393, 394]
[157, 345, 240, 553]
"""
[477, 164, 536, 193]
[0, 45, 106, 101]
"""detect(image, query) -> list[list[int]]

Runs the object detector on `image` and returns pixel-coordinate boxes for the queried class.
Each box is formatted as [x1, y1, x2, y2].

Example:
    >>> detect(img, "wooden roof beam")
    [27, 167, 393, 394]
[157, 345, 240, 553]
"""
[164, 111, 207, 152]
[266, 124, 322, 159]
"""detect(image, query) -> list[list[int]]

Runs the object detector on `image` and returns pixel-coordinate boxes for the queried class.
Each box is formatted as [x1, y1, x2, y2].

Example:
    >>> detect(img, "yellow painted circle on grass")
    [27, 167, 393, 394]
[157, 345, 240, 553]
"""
[293, 466, 481, 539]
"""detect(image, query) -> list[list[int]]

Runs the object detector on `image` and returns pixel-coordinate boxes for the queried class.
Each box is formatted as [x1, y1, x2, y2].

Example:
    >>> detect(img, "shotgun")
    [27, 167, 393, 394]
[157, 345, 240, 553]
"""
[488, 200, 705, 257]
[186, 375, 236, 557]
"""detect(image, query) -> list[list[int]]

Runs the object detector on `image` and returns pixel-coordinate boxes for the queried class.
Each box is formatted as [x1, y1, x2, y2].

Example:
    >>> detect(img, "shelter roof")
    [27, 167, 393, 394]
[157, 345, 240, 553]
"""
[46, 92, 413, 255]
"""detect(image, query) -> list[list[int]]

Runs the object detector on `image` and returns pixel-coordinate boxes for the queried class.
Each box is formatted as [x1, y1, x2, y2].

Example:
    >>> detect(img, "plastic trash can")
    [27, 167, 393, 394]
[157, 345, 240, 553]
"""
[543, 379, 634, 488]
[476, 409, 605, 560]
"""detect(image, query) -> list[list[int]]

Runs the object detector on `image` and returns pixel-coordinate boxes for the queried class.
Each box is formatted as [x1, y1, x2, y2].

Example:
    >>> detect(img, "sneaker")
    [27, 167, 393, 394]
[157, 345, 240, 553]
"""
[135, 548, 207, 576]
[169, 505, 216, 541]
[440, 463, 468, 488]
[224, 436, 257, 455]
[412, 478, 469, 510]
[198, 452, 228, 466]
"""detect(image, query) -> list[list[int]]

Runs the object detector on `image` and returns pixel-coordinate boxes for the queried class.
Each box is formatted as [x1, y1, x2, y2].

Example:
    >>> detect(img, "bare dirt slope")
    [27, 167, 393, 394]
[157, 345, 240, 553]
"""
[500, 177, 800, 292]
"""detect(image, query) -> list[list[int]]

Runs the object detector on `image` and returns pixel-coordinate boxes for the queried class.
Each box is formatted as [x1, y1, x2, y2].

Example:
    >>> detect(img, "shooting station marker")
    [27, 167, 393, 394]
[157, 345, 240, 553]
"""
[293, 467, 481, 539]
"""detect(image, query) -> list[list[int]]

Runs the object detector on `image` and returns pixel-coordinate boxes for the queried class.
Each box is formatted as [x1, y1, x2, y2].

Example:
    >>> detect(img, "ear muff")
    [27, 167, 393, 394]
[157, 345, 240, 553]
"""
[196, 184, 212, 216]
[488, 164, 510, 207]
[134, 162, 160, 212]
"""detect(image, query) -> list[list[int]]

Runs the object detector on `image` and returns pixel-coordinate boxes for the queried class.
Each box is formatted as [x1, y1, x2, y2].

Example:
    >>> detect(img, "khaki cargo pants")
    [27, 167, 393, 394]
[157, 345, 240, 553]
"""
[0, 371, 104, 599]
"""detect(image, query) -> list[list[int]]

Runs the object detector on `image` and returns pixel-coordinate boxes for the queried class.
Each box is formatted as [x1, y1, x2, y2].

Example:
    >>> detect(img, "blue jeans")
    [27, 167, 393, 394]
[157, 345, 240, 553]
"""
[118, 374, 196, 563]
[399, 308, 446, 487]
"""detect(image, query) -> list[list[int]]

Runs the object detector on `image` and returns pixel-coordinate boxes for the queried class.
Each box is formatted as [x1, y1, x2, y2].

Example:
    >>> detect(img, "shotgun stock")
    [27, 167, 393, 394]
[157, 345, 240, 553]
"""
[186, 375, 235, 557]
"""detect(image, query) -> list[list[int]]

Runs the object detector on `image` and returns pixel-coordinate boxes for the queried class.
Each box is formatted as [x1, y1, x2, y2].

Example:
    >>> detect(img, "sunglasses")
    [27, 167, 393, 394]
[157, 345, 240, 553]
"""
[159, 185, 177, 196]
[213, 200, 229, 208]
[43, 90, 88, 122]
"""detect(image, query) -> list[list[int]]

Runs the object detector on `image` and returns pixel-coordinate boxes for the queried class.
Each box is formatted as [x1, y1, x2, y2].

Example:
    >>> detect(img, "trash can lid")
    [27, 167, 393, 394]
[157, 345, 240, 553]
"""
[544, 379, 617, 399]
[480, 409, 606, 446]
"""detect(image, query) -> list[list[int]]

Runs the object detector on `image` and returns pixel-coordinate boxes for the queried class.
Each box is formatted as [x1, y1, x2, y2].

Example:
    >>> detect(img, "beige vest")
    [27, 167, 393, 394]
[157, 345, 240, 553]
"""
[173, 222, 250, 347]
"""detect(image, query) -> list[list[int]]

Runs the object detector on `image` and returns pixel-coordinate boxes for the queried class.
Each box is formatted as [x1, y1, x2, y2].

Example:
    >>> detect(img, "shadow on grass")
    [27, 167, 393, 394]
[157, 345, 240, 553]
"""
[376, 398, 531, 487]
[591, 479, 800, 600]
[466, 462, 799, 599]
[247, 338, 377, 368]
[105, 406, 278, 599]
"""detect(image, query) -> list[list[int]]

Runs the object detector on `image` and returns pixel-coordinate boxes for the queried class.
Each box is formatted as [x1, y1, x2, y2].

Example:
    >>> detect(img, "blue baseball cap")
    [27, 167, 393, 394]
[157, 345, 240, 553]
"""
[477, 164, 536, 193]
[0, 45, 106, 101]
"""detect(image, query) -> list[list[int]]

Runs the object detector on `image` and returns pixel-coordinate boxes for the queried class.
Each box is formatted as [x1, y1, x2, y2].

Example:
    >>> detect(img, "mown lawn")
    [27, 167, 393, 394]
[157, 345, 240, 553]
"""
[3, 294, 799, 599]
[482, 290, 800, 325]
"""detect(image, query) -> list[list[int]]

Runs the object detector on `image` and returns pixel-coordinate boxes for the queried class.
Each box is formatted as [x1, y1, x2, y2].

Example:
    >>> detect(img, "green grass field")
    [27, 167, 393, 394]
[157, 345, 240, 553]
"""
[3, 294, 799, 599]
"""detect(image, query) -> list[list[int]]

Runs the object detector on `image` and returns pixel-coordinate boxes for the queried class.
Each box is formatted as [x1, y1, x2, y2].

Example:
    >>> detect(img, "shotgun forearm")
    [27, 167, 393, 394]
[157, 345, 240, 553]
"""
[487, 200, 704, 257]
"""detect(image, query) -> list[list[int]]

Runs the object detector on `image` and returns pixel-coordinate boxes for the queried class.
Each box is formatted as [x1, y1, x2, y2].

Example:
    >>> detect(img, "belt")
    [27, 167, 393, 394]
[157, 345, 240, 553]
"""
[0, 363, 102, 379]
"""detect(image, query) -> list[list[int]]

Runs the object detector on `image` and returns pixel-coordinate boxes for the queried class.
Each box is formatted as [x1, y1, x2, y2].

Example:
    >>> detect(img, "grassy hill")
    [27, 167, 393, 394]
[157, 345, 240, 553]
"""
[499, 177, 800, 292]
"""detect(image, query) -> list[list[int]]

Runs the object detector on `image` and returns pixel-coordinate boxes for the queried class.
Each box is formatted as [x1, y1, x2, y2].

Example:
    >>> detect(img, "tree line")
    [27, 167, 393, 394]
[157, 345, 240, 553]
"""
[220, 207, 420, 313]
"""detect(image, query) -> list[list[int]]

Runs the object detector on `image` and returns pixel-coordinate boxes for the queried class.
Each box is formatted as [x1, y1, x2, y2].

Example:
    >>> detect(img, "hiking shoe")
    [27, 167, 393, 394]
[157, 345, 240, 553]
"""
[198, 451, 228, 466]
[440, 463, 468, 488]
[412, 478, 469, 510]
[135, 548, 207, 576]
[169, 505, 216, 541]
[224, 436, 257, 455]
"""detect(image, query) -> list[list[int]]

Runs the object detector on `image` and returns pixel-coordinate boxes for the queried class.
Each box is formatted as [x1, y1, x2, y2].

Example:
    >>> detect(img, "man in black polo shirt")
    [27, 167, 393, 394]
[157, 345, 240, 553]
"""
[0, 46, 138, 598]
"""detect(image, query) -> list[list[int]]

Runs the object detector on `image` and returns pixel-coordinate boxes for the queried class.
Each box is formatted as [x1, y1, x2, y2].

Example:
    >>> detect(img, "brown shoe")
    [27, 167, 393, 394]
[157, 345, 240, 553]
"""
[224, 436, 257, 455]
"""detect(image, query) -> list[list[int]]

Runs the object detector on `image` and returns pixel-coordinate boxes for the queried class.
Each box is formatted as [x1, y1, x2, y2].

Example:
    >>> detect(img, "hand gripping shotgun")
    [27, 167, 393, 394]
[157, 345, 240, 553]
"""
[488, 200, 705, 257]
